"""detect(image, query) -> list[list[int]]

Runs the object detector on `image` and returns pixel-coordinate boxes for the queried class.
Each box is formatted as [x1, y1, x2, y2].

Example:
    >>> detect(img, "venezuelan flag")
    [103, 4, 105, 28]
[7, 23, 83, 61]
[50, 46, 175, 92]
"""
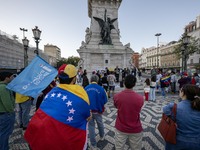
[161, 75, 171, 82]
[160, 75, 171, 85]
[24, 84, 90, 150]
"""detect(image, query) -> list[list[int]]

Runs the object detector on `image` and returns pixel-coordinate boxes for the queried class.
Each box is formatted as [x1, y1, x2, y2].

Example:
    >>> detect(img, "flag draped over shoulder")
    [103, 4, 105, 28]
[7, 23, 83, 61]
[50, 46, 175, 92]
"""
[6, 56, 57, 98]
[24, 84, 90, 150]
[160, 75, 171, 85]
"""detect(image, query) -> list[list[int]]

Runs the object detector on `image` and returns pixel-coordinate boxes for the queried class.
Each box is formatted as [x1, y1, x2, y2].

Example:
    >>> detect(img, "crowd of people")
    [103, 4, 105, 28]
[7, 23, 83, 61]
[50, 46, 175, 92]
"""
[78, 66, 142, 98]
[0, 64, 200, 150]
[143, 66, 200, 102]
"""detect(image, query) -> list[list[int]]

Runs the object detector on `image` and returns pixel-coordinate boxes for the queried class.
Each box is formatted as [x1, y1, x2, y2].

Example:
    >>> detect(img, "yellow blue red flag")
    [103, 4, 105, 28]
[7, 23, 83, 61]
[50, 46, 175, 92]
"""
[24, 84, 90, 150]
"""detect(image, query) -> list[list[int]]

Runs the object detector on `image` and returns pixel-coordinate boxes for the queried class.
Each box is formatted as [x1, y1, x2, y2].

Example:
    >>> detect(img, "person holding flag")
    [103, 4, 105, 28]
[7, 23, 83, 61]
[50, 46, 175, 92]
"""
[24, 64, 91, 150]
[160, 73, 171, 100]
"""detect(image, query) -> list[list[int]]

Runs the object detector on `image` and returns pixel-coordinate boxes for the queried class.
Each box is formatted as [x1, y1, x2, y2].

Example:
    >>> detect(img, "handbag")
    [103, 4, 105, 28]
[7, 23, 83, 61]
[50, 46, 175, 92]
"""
[158, 103, 177, 144]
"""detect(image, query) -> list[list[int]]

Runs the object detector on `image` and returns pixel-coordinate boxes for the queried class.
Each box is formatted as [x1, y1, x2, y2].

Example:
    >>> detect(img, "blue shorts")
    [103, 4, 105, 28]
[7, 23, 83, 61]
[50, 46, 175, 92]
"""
[109, 86, 115, 91]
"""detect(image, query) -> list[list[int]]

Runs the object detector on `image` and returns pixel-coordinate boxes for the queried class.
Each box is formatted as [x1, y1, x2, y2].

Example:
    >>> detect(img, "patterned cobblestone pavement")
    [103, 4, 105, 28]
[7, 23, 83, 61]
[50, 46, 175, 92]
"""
[9, 80, 179, 150]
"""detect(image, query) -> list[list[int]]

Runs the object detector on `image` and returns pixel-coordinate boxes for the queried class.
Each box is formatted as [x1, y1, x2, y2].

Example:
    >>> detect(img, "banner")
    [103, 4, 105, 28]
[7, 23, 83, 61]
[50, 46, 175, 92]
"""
[6, 56, 58, 98]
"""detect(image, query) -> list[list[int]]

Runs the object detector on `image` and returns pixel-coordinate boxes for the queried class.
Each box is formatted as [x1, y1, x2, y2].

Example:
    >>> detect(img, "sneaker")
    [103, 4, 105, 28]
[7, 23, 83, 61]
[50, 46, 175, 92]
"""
[100, 135, 105, 141]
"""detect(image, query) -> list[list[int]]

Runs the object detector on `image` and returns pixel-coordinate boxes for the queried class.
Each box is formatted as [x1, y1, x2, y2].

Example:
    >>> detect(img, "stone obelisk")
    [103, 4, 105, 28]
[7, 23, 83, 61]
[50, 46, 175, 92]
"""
[77, 0, 133, 73]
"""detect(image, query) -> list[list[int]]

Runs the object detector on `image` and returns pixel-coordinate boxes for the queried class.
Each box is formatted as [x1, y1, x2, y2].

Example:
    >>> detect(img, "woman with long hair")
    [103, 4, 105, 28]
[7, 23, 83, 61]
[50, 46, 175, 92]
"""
[163, 84, 200, 150]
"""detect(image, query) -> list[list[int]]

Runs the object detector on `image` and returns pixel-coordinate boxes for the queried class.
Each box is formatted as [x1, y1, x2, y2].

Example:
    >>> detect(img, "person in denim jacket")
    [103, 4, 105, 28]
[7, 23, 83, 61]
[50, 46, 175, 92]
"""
[163, 84, 200, 150]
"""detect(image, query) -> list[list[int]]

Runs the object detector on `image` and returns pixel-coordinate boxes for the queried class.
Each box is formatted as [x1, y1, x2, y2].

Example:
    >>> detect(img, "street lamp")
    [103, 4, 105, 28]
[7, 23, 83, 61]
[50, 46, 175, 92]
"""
[20, 28, 28, 38]
[155, 33, 162, 69]
[22, 37, 29, 67]
[182, 33, 190, 72]
[181, 46, 185, 72]
[32, 26, 41, 55]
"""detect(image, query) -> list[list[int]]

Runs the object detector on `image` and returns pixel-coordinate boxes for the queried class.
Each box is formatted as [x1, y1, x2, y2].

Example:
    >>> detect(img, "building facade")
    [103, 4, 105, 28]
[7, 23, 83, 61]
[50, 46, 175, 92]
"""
[139, 48, 147, 69]
[132, 52, 139, 69]
[141, 46, 160, 70]
[44, 44, 61, 67]
[139, 42, 181, 72]
[0, 30, 50, 72]
[185, 14, 200, 73]
[160, 41, 180, 72]
[138, 15, 200, 74]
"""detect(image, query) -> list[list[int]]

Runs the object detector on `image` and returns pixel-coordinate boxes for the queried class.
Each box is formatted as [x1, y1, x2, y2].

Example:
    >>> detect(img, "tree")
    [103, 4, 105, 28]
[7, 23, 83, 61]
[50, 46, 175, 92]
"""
[174, 35, 200, 59]
[57, 56, 80, 68]
[57, 58, 68, 68]
[66, 56, 80, 66]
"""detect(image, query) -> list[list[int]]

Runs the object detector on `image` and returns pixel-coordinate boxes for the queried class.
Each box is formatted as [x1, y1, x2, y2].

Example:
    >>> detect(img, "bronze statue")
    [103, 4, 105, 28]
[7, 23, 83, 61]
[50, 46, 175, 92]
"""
[93, 9, 117, 45]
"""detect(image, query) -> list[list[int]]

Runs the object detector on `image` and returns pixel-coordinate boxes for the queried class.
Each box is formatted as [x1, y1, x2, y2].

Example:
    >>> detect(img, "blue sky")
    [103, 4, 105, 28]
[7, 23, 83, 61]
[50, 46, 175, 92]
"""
[0, 0, 200, 58]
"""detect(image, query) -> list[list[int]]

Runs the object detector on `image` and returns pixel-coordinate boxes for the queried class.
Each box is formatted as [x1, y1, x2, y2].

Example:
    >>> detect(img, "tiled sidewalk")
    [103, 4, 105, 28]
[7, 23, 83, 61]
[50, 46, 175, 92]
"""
[9, 80, 179, 150]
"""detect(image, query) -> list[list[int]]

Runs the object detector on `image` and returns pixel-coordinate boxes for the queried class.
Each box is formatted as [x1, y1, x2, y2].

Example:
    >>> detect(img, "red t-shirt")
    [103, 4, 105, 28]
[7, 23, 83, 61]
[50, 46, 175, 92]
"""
[114, 89, 144, 133]
[191, 77, 196, 85]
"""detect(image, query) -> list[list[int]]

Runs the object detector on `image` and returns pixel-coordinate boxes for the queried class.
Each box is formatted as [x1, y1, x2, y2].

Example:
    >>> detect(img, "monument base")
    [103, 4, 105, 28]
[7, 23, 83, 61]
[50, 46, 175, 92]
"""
[77, 0, 134, 75]
[77, 44, 133, 74]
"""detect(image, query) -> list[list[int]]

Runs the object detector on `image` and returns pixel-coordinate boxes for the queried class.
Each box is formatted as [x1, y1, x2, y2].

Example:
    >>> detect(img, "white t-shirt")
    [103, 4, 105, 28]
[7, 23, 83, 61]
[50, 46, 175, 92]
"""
[150, 81, 156, 87]
[107, 74, 116, 86]
[171, 74, 177, 83]
[156, 74, 162, 82]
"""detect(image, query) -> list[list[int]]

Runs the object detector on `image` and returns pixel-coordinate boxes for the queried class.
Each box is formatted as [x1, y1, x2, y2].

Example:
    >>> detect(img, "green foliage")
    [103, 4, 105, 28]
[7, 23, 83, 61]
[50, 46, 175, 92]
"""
[57, 56, 80, 68]
[66, 56, 80, 66]
[57, 58, 67, 68]
[174, 36, 200, 59]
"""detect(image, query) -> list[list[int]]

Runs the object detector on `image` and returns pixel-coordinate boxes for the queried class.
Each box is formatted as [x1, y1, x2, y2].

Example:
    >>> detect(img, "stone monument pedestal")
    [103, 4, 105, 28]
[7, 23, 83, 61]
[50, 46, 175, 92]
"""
[77, 0, 133, 74]
[77, 44, 133, 73]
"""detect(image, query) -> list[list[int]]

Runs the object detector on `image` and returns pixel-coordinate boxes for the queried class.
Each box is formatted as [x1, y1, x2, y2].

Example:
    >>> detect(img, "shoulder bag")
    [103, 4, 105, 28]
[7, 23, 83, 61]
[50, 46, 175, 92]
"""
[158, 103, 177, 144]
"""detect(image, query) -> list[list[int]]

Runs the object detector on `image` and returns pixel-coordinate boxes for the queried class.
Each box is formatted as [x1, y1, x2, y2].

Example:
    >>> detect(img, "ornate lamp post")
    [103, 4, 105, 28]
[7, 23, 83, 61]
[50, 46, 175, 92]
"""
[22, 37, 29, 67]
[182, 33, 190, 72]
[155, 33, 162, 69]
[32, 26, 41, 55]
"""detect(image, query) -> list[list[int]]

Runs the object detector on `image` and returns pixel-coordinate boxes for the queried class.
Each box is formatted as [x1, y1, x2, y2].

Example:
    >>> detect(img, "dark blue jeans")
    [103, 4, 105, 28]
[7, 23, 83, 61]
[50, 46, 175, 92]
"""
[171, 82, 176, 93]
[161, 87, 166, 98]
[166, 139, 200, 150]
[0, 112, 15, 150]
[88, 113, 104, 147]
[18, 99, 32, 128]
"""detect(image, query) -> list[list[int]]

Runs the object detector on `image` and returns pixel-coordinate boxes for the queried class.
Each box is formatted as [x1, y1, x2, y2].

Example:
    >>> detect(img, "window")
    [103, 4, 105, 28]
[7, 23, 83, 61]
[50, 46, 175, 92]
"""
[105, 60, 108, 64]
[190, 59, 193, 64]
